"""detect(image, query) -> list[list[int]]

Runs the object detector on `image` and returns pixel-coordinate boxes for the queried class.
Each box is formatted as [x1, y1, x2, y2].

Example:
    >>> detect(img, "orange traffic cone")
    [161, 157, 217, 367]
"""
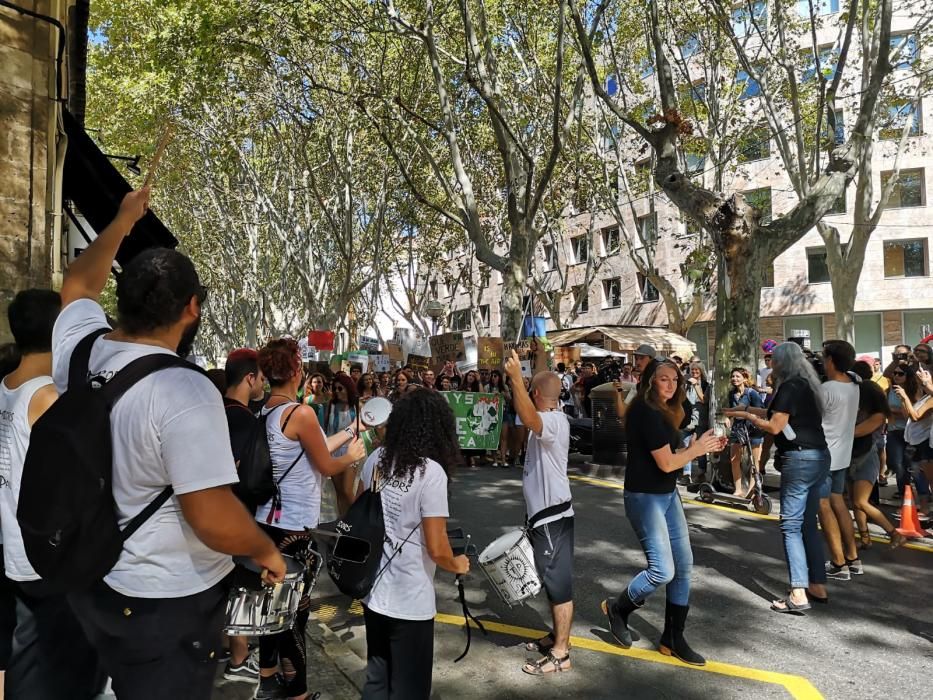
[896, 485, 925, 538]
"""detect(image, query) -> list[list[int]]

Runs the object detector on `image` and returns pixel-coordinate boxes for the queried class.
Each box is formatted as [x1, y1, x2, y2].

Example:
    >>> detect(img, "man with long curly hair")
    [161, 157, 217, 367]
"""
[504, 351, 575, 676]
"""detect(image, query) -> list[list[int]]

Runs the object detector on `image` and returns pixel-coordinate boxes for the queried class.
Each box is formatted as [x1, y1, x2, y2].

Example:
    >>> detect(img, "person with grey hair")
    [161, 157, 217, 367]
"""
[725, 341, 829, 613]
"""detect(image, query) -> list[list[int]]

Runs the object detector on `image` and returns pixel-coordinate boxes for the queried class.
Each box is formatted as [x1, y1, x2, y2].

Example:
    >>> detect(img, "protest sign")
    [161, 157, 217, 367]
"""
[520, 360, 532, 378]
[347, 351, 369, 373]
[308, 330, 335, 351]
[442, 392, 503, 450]
[359, 335, 380, 352]
[429, 332, 466, 370]
[407, 354, 432, 373]
[477, 336, 504, 371]
[385, 342, 404, 362]
[370, 354, 390, 372]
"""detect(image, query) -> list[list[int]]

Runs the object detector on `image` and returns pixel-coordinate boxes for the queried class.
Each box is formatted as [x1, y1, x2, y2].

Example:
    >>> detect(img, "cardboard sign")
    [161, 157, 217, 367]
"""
[407, 354, 432, 373]
[359, 335, 380, 352]
[520, 360, 533, 378]
[442, 391, 503, 450]
[504, 339, 532, 360]
[477, 336, 504, 371]
[371, 354, 391, 373]
[385, 342, 404, 362]
[429, 332, 466, 366]
[347, 352, 369, 373]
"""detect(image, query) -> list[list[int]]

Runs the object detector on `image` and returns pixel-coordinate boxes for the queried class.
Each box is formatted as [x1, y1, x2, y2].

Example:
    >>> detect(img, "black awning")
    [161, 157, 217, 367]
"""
[62, 108, 177, 265]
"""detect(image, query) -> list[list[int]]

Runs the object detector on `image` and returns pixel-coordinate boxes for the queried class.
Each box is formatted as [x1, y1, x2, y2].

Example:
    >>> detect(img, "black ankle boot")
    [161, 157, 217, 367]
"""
[602, 588, 642, 649]
[658, 600, 705, 666]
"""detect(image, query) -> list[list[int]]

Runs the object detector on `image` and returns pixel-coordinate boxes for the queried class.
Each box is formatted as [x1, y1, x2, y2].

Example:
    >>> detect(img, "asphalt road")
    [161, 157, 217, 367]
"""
[309, 459, 933, 700]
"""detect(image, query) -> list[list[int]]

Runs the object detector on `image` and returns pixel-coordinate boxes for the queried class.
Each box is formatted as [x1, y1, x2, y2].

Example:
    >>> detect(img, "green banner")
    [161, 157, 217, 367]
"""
[441, 391, 504, 450]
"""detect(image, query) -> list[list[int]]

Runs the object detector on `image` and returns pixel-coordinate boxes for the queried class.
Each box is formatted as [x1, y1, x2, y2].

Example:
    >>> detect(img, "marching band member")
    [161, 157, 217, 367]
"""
[504, 351, 575, 676]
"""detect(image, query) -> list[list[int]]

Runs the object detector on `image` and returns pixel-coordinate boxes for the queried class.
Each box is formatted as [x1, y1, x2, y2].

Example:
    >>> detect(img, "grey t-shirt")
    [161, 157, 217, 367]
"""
[52, 300, 238, 597]
[361, 448, 449, 621]
[820, 380, 859, 471]
[522, 410, 573, 527]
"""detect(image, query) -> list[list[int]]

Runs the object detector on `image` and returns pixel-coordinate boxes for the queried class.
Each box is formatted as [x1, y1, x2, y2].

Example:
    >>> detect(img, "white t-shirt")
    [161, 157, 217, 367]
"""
[361, 448, 449, 621]
[820, 380, 860, 471]
[757, 367, 772, 388]
[52, 299, 237, 598]
[0, 375, 54, 581]
[523, 411, 573, 527]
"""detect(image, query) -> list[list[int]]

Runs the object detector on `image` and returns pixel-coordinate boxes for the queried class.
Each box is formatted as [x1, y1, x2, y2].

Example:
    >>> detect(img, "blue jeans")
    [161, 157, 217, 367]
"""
[779, 449, 830, 589]
[622, 491, 693, 606]
[886, 430, 909, 496]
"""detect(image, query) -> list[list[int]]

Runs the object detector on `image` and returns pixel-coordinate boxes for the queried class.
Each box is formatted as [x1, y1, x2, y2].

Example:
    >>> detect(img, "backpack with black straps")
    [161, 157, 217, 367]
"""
[17, 329, 205, 592]
[224, 402, 276, 512]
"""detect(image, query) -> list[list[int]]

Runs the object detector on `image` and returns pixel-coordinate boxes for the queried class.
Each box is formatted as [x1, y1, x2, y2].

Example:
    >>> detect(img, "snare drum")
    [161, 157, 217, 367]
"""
[478, 530, 542, 607]
[224, 554, 315, 636]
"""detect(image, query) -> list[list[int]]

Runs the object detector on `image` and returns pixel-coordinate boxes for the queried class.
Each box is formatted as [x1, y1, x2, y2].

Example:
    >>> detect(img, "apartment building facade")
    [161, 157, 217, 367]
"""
[435, 1, 931, 366]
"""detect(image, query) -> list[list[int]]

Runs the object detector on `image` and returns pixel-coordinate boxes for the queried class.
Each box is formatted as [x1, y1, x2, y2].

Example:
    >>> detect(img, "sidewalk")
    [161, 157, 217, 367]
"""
[212, 614, 365, 700]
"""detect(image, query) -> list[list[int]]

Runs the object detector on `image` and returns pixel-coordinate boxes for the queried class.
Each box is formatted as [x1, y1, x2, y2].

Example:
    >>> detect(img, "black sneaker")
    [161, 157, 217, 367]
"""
[254, 674, 287, 699]
[223, 655, 259, 683]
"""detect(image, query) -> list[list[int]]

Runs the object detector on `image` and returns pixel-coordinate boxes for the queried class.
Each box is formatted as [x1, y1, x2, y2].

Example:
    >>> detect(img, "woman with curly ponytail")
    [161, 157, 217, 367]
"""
[355, 390, 469, 699]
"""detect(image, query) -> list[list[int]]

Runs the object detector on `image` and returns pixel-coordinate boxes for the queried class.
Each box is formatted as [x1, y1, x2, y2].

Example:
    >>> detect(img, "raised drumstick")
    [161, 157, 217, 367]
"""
[142, 123, 175, 189]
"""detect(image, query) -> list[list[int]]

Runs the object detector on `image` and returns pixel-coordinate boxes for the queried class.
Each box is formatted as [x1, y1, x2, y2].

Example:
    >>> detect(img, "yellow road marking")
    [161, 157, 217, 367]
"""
[308, 598, 822, 699]
[569, 473, 933, 552]
[433, 613, 823, 699]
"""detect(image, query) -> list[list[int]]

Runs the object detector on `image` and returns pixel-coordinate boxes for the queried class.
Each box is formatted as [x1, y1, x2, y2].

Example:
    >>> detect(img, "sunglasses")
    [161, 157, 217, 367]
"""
[893, 371, 906, 377]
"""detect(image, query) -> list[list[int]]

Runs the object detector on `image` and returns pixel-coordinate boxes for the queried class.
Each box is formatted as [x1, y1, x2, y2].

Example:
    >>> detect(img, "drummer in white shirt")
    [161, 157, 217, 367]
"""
[503, 351, 575, 676]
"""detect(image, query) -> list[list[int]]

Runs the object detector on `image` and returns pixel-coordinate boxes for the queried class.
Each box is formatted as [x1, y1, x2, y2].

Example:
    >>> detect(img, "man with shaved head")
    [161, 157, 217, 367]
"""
[504, 351, 574, 676]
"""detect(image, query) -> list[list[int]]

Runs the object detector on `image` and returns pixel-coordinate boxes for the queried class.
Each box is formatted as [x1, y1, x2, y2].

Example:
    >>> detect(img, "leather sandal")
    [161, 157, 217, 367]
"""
[522, 650, 572, 675]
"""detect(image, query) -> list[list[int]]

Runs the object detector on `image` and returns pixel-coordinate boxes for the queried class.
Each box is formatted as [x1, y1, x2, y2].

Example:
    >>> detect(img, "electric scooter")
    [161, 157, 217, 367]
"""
[696, 421, 772, 515]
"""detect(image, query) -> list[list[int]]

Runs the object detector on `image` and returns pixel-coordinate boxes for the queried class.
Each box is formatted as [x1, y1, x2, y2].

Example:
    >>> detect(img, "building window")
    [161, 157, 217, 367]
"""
[732, 1, 767, 37]
[573, 285, 589, 313]
[601, 227, 620, 256]
[479, 304, 490, 327]
[450, 308, 470, 331]
[429, 280, 438, 299]
[633, 160, 652, 194]
[883, 239, 928, 278]
[807, 247, 830, 284]
[680, 34, 701, 58]
[606, 74, 619, 96]
[784, 316, 824, 350]
[602, 278, 622, 308]
[828, 109, 844, 145]
[637, 273, 660, 302]
[681, 215, 701, 239]
[803, 45, 838, 82]
[738, 125, 770, 163]
[543, 244, 557, 270]
[736, 69, 761, 100]
[570, 236, 588, 264]
[798, 0, 839, 16]
[881, 168, 925, 208]
[743, 187, 772, 223]
[890, 34, 918, 70]
[880, 101, 921, 140]
[637, 212, 658, 246]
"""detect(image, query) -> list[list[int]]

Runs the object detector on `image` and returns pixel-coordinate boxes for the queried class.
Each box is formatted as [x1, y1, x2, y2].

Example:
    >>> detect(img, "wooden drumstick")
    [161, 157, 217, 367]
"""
[142, 122, 175, 189]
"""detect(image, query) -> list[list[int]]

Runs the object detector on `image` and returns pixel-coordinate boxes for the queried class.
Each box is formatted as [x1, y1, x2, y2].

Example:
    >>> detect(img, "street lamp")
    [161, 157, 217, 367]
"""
[103, 153, 142, 176]
[424, 299, 446, 335]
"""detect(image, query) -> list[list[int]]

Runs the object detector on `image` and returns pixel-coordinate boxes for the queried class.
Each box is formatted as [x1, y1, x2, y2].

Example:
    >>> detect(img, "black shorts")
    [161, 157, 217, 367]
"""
[528, 516, 574, 605]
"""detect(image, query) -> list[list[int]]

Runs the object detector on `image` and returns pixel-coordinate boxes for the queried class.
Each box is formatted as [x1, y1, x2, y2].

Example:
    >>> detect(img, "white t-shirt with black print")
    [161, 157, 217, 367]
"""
[361, 448, 449, 621]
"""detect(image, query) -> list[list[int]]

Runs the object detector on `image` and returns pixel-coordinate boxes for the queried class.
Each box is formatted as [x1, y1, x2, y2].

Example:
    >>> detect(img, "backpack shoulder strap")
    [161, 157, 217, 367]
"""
[99, 354, 207, 407]
[68, 328, 110, 389]
[120, 486, 174, 542]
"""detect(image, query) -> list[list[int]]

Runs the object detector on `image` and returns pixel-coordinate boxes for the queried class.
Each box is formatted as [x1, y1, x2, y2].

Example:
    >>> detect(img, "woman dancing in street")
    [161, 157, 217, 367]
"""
[602, 361, 723, 665]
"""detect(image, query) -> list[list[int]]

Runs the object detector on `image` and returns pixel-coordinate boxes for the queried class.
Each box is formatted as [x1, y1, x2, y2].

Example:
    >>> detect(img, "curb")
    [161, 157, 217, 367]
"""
[308, 617, 367, 692]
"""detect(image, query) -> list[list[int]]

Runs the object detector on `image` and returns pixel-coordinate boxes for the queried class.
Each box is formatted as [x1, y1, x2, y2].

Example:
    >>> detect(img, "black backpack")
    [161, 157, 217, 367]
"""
[17, 329, 204, 592]
[326, 466, 419, 600]
[225, 402, 276, 511]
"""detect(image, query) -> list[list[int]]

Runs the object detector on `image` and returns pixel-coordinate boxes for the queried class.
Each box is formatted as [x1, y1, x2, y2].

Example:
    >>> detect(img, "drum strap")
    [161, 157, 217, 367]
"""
[454, 576, 487, 663]
[526, 500, 573, 531]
